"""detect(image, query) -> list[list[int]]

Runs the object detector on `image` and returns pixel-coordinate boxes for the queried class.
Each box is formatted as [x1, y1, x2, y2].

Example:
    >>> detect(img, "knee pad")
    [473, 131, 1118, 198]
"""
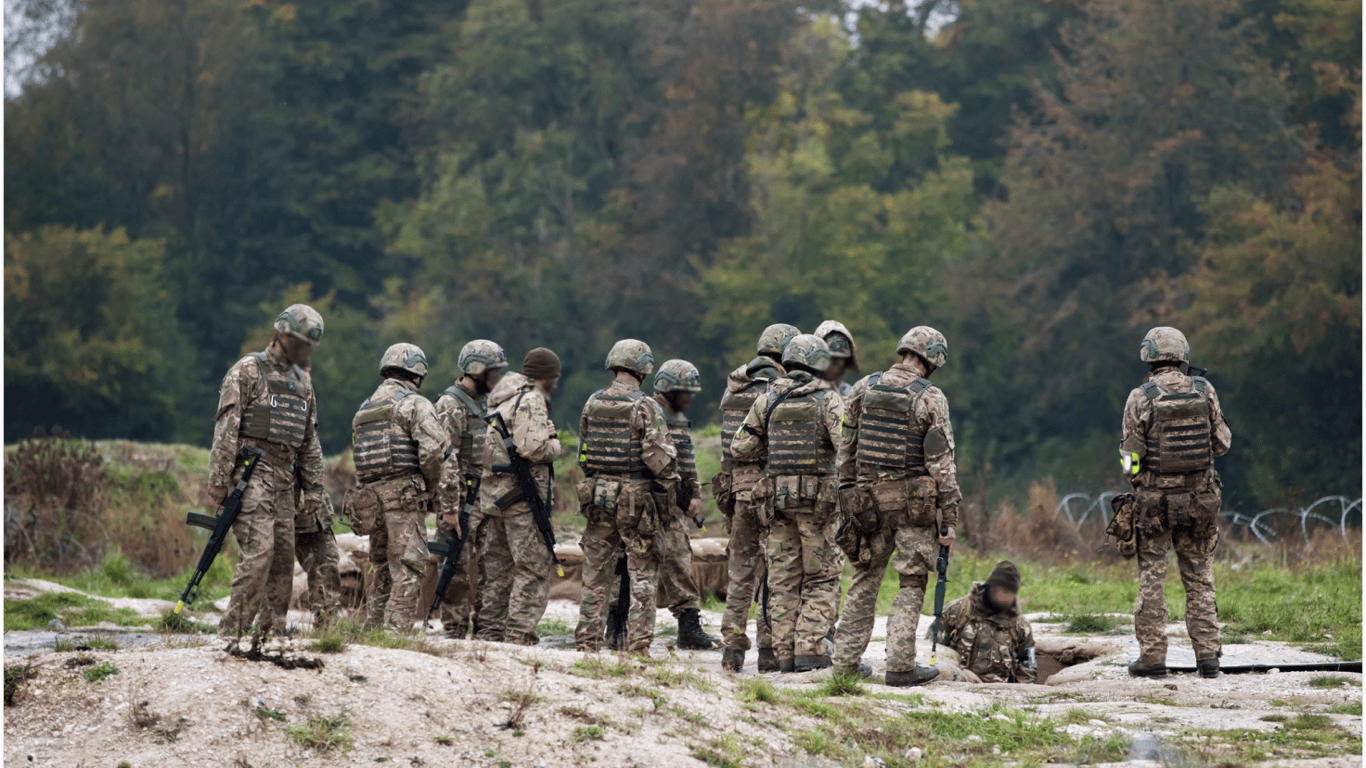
[900, 573, 927, 589]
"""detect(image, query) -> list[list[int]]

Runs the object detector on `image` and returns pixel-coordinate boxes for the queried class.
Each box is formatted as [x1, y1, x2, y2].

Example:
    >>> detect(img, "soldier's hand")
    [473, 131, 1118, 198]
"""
[437, 513, 462, 537]
[938, 525, 957, 550]
[687, 497, 702, 517]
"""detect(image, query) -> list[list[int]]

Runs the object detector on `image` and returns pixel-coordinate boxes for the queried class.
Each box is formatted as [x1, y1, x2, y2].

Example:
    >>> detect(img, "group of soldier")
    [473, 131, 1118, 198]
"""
[208, 304, 1231, 685]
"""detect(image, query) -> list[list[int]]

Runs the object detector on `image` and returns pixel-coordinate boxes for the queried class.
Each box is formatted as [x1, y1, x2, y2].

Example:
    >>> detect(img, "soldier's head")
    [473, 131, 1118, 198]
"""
[756, 323, 800, 364]
[984, 560, 1021, 613]
[781, 334, 832, 376]
[654, 359, 701, 413]
[1139, 327, 1189, 370]
[896, 326, 948, 376]
[815, 320, 857, 382]
[459, 339, 509, 394]
[272, 304, 324, 367]
[605, 339, 654, 383]
[380, 343, 429, 387]
[522, 347, 561, 392]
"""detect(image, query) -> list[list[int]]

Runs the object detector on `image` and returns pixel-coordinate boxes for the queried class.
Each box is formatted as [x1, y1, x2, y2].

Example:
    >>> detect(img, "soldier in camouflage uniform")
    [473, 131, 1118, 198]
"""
[267, 487, 342, 632]
[831, 326, 960, 686]
[476, 348, 564, 645]
[732, 334, 845, 673]
[574, 340, 680, 656]
[649, 359, 720, 650]
[431, 340, 509, 639]
[940, 561, 1036, 684]
[1120, 327, 1232, 678]
[718, 323, 799, 672]
[814, 320, 858, 399]
[210, 304, 326, 644]
[353, 343, 452, 631]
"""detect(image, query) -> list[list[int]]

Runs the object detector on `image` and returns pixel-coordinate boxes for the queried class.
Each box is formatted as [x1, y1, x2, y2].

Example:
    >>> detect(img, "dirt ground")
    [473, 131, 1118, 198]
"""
[4, 582, 1362, 768]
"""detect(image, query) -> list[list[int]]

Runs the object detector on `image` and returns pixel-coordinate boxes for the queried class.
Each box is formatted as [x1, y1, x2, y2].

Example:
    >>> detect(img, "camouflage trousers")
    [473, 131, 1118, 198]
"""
[577, 518, 660, 655]
[767, 506, 841, 660]
[433, 508, 487, 638]
[655, 513, 701, 616]
[1135, 524, 1220, 665]
[833, 523, 935, 673]
[218, 464, 295, 640]
[720, 497, 773, 653]
[475, 509, 552, 646]
[366, 505, 429, 632]
[266, 524, 342, 631]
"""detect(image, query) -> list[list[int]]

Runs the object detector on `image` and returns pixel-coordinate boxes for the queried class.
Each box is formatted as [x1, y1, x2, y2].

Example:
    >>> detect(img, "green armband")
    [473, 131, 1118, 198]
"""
[1119, 449, 1141, 476]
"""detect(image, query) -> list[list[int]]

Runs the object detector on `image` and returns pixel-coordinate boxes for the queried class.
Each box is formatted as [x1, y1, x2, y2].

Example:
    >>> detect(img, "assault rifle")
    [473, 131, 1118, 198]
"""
[488, 411, 564, 577]
[426, 475, 481, 624]
[677, 484, 706, 531]
[928, 524, 951, 666]
[175, 445, 265, 615]
[606, 546, 630, 650]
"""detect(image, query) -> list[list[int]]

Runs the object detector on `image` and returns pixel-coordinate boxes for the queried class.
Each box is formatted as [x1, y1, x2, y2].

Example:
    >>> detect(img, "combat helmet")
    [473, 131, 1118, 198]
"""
[814, 319, 858, 370]
[896, 326, 948, 370]
[1139, 327, 1189, 364]
[781, 334, 832, 374]
[275, 304, 324, 345]
[605, 339, 654, 377]
[756, 324, 801, 358]
[459, 339, 509, 376]
[380, 342, 429, 378]
[654, 359, 702, 394]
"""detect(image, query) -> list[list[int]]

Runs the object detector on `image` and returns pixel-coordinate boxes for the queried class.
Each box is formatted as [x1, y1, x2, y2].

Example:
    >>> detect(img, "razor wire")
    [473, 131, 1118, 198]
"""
[1053, 493, 1361, 546]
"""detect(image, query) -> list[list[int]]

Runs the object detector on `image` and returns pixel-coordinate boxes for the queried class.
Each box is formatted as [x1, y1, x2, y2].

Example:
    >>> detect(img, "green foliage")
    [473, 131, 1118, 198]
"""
[283, 710, 353, 753]
[82, 661, 120, 682]
[571, 725, 604, 743]
[1064, 614, 1126, 634]
[3, 592, 144, 631]
[1308, 675, 1358, 689]
[4, 664, 40, 706]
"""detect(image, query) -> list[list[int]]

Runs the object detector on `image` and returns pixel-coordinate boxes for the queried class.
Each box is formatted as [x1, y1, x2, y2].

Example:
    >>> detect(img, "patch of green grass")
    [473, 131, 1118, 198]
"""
[570, 655, 633, 679]
[690, 733, 746, 767]
[5, 664, 40, 705]
[652, 663, 716, 693]
[571, 725, 604, 743]
[1325, 702, 1361, 715]
[4, 592, 146, 631]
[536, 617, 572, 636]
[1064, 733, 1130, 764]
[434, 735, 454, 745]
[82, 661, 120, 682]
[158, 610, 215, 634]
[313, 635, 345, 654]
[1261, 713, 1288, 722]
[1308, 675, 1358, 689]
[10, 547, 235, 607]
[813, 670, 865, 697]
[1286, 713, 1333, 730]
[1270, 699, 1289, 707]
[738, 677, 778, 704]
[283, 711, 353, 753]
[1064, 614, 1125, 634]
[618, 681, 666, 711]
[255, 706, 286, 722]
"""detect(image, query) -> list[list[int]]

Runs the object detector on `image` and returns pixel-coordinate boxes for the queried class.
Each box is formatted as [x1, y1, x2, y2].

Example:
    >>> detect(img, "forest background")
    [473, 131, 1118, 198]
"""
[4, 0, 1360, 510]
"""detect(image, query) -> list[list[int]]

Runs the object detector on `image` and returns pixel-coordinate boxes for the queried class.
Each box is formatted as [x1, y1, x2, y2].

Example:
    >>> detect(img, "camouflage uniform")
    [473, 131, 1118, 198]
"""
[477, 372, 563, 645]
[575, 340, 680, 655]
[211, 338, 325, 641]
[832, 328, 961, 681]
[732, 336, 845, 669]
[432, 379, 488, 638]
[268, 491, 342, 631]
[1121, 328, 1232, 671]
[353, 347, 451, 631]
[941, 583, 1035, 683]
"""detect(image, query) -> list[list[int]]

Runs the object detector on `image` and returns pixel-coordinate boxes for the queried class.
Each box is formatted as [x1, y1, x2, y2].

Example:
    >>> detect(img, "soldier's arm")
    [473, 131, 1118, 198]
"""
[1016, 618, 1037, 684]
[1205, 381, 1232, 457]
[406, 397, 452, 490]
[296, 384, 325, 500]
[730, 394, 768, 459]
[206, 361, 252, 499]
[836, 380, 864, 484]
[638, 399, 679, 482]
[513, 392, 562, 464]
[821, 390, 845, 457]
[940, 598, 966, 648]
[921, 388, 962, 526]
[1118, 390, 1149, 486]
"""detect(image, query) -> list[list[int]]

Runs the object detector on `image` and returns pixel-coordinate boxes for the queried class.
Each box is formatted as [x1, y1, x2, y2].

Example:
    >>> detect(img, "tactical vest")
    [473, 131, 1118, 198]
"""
[855, 372, 931, 474]
[720, 381, 766, 462]
[238, 352, 310, 449]
[666, 410, 696, 480]
[581, 390, 648, 476]
[1139, 377, 1213, 475]
[766, 389, 836, 476]
[352, 388, 421, 483]
[441, 385, 488, 475]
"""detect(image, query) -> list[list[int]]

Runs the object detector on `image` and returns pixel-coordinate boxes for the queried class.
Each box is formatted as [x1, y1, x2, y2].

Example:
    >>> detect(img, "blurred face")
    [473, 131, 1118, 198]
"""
[825, 358, 849, 381]
[538, 376, 560, 394]
[988, 585, 1017, 609]
[669, 391, 695, 412]
[276, 331, 315, 367]
[485, 367, 506, 391]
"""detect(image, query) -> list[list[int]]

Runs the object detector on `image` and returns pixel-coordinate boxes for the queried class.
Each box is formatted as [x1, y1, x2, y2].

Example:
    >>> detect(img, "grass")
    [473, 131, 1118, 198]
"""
[737, 677, 779, 704]
[3, 592, 146, 631]
[813, 670, 866, 697]
[535, 617, 572, 636]
[1185, 715, 1362, 763]
[1308, 675, 1358, 689]
[1325, 702, 1361, 715]
[571, 725, 605, 743]
[283, 711, 353, 753]
[82, 661, 120, 682]
[569, 655, 634, 679]
[5, 664, 40, 705]
[1064, 614, 1126, 634]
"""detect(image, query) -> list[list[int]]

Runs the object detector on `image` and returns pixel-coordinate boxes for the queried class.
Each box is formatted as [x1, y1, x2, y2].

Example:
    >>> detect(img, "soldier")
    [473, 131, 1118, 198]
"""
[814, 320, 859, 398]
[717, 323, 799, 673]
[574, 340, 680, 656]
[210, 304, 326, 644]
[732, 334, 845, 673]
[650, 359, 720, 650]
[831, 326, 960, 686]
[266, 489, 342, 632]
[1120, 327, 1232, 679]
[352, 343, 451, 631]
[476, 348, 564, 645]
[432, 340, 509, 639]
[940, 560, 1036, 684]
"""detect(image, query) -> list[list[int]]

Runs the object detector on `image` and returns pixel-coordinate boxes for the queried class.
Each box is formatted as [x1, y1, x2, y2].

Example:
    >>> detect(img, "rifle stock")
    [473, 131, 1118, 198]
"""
[929, 525, 950, 665]
[175, 445, 265, 615]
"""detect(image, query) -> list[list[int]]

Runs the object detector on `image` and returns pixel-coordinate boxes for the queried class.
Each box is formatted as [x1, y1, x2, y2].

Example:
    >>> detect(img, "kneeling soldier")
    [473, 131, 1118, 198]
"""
[941, 560, 1036, 683]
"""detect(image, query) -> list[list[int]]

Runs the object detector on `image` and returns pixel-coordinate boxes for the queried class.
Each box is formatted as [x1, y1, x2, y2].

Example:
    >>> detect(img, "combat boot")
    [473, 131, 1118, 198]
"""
[794, 654, 832, 672]
[1196, 657, 1220, 678]
[721, 649, 745, 672]
[1127, 661, 1168, 678]
[834, 663, 873, 680]
[778, 657, 796, 673]
[885, 666, 939, 687]
[677, 609, 720, 650]
[757, 648, 779, 673]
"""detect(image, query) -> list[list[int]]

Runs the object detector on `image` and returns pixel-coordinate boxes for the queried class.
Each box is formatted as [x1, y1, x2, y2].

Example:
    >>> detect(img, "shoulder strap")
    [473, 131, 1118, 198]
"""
[763, 385, 798, 428]
[443, 385, 488, 419]
[868, 372, 883, 387]
[1140, 381, 1162, 400]
[1191, 376, 1209, 395]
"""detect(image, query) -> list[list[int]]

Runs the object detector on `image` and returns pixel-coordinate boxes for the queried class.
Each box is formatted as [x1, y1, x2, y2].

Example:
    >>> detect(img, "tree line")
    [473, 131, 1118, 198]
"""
[5, 0, 1359, 509]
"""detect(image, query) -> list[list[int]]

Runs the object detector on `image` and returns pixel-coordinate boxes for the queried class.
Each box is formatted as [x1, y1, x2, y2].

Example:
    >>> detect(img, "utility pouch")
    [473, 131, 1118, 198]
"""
[800, 475, 820, 501]
[870, 479, 910, 529]
[650, 481, 672, 529]
[906, 476, 938, 527]
[1166, 492, 1194, 529]
[773, 475, 802, 511]
[1107, 493, 1138, 559]
[342, 486, 382, 536]
[618, 485, 657, 557]
[575, 476, 595, 508]
[813, 478, 838, 526]
[841, 486, 879, 533]
[1135, 488, 1167, 532]
[1192, 491, 1221, 538]
[711, 471, 734, 519]
[836, 516, 869, 568]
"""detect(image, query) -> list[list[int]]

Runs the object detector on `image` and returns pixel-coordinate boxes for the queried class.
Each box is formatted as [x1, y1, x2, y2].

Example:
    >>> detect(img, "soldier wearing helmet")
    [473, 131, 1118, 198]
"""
[473, 347, 563, 645]
[1121, 327, 1231, 679]
[430, 340, 509, 639]
[831, 325, 960, 686]
[351, 343, 453, 631]
[814, 320, 859, 399]
[641, 359, 720, 650]
[732, 334, 845, 673]
[716, 323, 798, 672]
[210, 304, 327, 644]
[573, 340, 681, 656]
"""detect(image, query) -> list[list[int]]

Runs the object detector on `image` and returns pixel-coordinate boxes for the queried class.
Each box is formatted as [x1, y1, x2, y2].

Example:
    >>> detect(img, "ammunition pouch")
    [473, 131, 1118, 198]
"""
[813, 478, 838, 526]
[649, 481, 672, 530]
[616, 484, 658, 558]
[711, 471, 735, 519]
[836, 515, 872, 569]
[840, 486, 879, 534]
[342, 486, 382, 536]
[1192, 491, 1221, 539]
[1107, 493, 1138, 559]
[1135, 488, 1167, 532]
[868, 476, 938, 529]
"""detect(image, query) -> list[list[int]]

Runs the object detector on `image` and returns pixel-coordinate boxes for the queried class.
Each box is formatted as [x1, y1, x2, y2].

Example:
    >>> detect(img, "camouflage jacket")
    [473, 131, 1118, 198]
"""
[208, 344, 323, 504]
[656, 395, 701, 501]
[942, 583, 1036, 684]
[481, 373, 564, 517]
[578, 376, 680, 484]
[731, 371, 844, 469]
[837, 359, 962, 522]
[719, 357, 785, 473]
[433, 379, 487, 517]
[355, 378, 451, 492]
[1120, 365, 1232, 491]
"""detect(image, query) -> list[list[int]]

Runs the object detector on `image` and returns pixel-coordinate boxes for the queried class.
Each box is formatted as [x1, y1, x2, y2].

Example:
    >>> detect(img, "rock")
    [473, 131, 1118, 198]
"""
[966, 734, 983, 742]
[48, 619, 66, 631]
[862, 757, 887, 768]
[1088, 719, 1108, 727]
[905, 747, 922, 762]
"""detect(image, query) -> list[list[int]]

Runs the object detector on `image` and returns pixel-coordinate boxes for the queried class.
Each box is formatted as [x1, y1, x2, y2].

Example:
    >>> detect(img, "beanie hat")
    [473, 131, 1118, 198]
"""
[522, 347, 561, 380]
[985, 560, 1022, 593]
